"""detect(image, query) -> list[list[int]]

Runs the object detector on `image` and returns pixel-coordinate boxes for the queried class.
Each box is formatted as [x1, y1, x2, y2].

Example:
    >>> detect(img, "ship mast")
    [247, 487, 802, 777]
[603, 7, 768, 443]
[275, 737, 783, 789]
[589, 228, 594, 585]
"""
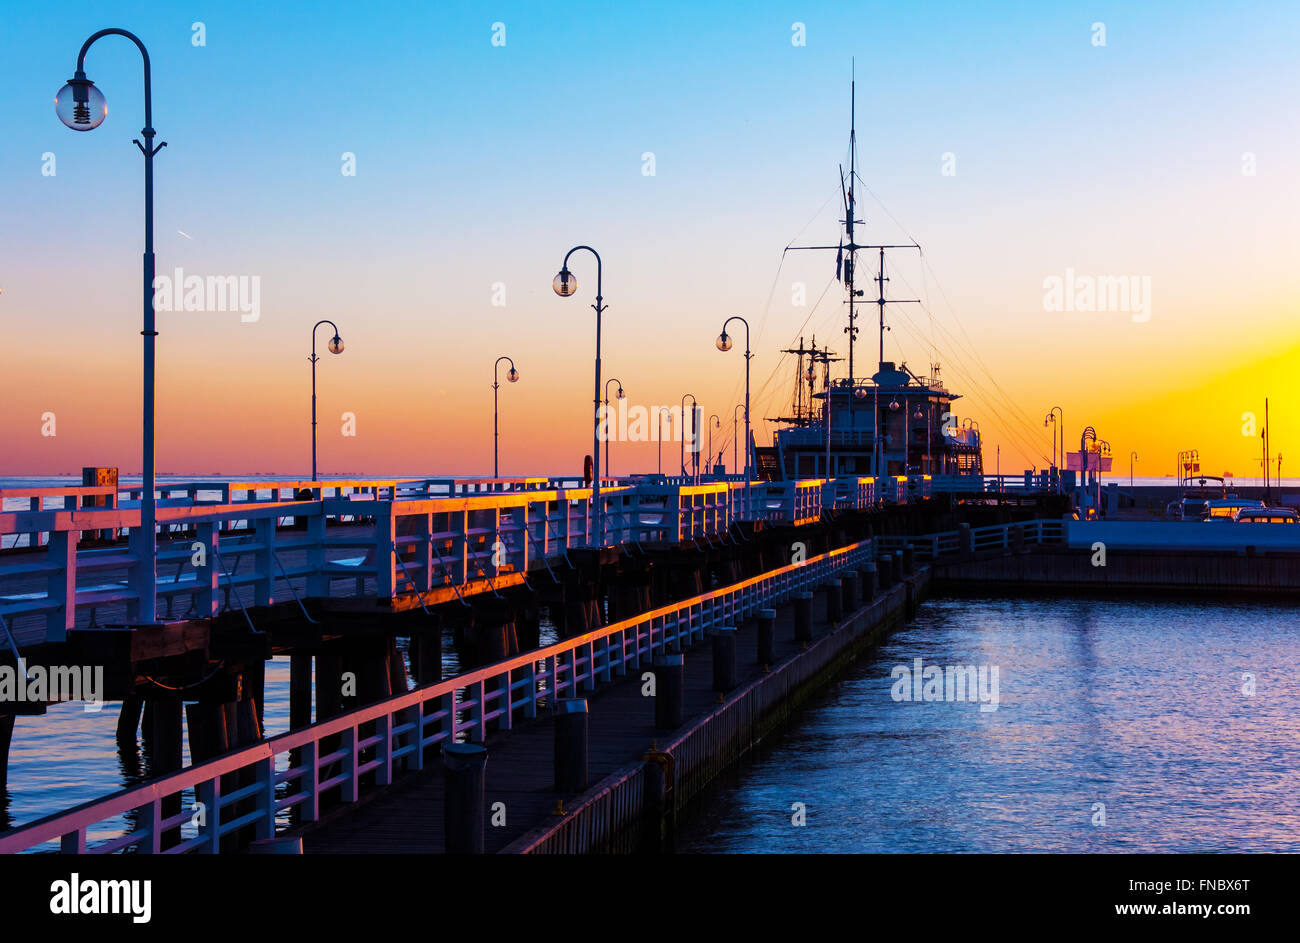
[844, 80, 858, 385]
[784, 68, 923, 476]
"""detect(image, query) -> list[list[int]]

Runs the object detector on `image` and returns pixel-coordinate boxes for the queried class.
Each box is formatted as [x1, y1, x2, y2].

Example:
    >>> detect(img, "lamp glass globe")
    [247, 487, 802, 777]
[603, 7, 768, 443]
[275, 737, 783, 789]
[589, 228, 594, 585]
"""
[553, 270, 577, 296]
[55, 80, 106, 131]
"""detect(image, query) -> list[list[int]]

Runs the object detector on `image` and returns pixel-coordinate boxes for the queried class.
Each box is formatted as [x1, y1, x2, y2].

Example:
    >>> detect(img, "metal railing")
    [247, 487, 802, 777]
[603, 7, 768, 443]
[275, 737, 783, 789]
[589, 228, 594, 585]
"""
[876, 519, 1066, 560]
[0, 474, 943, 647]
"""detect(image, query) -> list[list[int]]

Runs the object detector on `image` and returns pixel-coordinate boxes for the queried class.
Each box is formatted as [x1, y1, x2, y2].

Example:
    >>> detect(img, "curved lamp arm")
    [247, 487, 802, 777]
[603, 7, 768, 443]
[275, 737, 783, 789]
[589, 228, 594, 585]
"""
[311, 319, 341, 363]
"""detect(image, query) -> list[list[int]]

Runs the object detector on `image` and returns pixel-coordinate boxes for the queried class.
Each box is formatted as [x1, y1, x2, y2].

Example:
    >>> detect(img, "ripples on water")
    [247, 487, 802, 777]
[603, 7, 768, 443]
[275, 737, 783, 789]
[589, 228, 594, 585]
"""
[679, 594, 1300, 853]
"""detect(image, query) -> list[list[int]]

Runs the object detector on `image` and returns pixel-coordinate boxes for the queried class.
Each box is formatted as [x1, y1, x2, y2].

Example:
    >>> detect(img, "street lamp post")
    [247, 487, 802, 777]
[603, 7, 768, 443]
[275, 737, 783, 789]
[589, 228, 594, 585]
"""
[310, 320, 345, 481]
[1130, 450, 1138, 489]
[57, 28, 164, 623]
[1097, 439, 1112, 514]
[708, 414, 721, 477]
[658, 408, 671, 475]
[553, 247, 607, 547]
[603, 377, 624, 479]
[732, 404, 744, 476]
[679, 393, 697, 483]
[717, 317, 752, 512]
[1045, 406, 1063, 491]
[492, 356, 520, 478]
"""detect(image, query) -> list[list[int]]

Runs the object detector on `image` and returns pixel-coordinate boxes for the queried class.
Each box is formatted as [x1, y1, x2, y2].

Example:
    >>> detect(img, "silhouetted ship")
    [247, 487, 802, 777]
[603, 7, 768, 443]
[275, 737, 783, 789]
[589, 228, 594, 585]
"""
[754, 81, 984, 484]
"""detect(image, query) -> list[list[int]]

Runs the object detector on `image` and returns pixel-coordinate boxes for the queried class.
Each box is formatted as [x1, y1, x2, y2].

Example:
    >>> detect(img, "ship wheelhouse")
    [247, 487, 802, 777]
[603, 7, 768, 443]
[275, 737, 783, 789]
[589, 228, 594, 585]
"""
[760, 361, 982, 482]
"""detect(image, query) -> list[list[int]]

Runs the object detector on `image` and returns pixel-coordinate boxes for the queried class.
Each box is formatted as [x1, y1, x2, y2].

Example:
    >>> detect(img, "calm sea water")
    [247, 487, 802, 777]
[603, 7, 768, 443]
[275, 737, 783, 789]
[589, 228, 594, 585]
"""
[679, 594, 1300, 853]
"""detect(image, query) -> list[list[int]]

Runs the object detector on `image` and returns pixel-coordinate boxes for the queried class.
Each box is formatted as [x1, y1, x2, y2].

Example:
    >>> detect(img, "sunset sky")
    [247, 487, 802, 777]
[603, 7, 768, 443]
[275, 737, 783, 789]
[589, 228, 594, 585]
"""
[1, 1, 1297, 480]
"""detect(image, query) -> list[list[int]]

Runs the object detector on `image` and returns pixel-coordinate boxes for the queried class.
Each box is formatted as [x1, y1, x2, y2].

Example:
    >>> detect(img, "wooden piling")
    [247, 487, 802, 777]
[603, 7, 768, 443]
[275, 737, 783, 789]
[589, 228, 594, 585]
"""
[0, 714, 14, 791]
[115, 694, 143, 743]
[289, 654, 313, 730]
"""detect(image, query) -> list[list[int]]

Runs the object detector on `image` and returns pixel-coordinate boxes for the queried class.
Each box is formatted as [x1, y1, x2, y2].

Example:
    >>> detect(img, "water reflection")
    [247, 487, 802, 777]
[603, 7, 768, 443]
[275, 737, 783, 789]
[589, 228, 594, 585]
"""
[678, 593, 1300, 853]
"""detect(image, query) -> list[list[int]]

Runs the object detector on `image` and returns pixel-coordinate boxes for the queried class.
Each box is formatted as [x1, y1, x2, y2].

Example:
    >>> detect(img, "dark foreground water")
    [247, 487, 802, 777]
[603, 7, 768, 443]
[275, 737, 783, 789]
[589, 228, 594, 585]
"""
[679, 593, 1300, 853]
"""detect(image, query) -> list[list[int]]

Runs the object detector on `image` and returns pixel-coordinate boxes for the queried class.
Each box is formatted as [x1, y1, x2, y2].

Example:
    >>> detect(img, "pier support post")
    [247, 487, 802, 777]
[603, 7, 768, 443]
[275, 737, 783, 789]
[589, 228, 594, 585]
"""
[842, 572, 858, 613]
[411, 624, 442, 685]
[823, 578, 842, 624]
[794, 591, 813, 643]
[289, 654, 312, 730]
[0, 714, 13, 791]
[316, 653, 344, 721]
[756, 608, 776, 667]
[641, 751, 671, 854]
[443, 742, 488, 854]
[116, 694, 144, 742]
[893, 550, 905, 583]
[553, 698, 589, 792]
[149, 695, 184, 849]
[959, 522, 973, 560]
[387, 636, 409, 695]
[712, 626, 737, 693]
[902, 546, 915, 576]
[652, 653, 685, 730]
[244, 658, 266, 728]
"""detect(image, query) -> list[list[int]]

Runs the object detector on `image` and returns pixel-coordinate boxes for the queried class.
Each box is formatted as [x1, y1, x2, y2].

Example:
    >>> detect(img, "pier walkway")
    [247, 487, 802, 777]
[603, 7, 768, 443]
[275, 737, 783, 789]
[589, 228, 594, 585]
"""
[297, 584, 818, 852]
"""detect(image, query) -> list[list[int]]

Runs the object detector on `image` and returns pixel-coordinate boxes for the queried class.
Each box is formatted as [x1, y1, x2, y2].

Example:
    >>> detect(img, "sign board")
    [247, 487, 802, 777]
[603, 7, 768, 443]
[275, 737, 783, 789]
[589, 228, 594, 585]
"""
[1066, 451, 1114, 472]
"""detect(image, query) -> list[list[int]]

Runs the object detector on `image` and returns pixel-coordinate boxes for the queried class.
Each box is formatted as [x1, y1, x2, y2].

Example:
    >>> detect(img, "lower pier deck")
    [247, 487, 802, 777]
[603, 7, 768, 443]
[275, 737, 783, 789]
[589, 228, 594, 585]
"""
[294, 568, 924, 854]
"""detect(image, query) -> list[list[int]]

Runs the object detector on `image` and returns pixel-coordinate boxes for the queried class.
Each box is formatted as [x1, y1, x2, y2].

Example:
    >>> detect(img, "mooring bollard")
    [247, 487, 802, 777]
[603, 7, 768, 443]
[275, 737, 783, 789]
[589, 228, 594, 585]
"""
[713, 626, 738, 692]
[902, 545, 915, 576]
[842, 571, 858, 612]
[443, 742, 488, 854]
[653, 653, 685, 730]
[860, 562, 877, 603]
[824, 578, 843, 623]
[554, 698, 589, 793]
[877, 554, 893, 590]
[794, 591, 814, 642]
[756, 608, 776, 666]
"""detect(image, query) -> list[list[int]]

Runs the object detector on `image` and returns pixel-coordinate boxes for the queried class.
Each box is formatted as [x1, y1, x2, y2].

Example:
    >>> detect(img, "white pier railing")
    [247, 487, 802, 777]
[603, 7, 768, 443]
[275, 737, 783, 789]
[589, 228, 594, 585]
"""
[0, 474, 946, 648]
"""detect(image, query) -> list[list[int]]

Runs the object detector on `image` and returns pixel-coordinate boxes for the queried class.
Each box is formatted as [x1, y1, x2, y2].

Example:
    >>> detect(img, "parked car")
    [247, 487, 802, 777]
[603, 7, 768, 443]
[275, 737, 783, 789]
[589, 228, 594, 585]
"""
[1167, 497, 1210, 520]
[1232, 507, 1300, 523]
[1203, 498, 1265, 520]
